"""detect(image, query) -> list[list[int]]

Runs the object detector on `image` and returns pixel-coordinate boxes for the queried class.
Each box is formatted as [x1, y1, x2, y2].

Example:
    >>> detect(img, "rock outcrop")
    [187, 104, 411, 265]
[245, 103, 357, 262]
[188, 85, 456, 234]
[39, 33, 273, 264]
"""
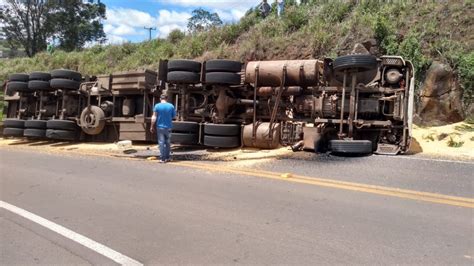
[416, 62, 464, 126]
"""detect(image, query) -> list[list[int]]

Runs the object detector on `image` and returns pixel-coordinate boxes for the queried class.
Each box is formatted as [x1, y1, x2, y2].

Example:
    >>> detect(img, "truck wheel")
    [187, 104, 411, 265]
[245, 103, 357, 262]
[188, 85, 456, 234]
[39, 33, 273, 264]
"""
[29, 72, 51, 81]
[205, 72, 241, 85]
[167, 60, 202, 73]
[333, 55, 377, 72]
[171, 133, 199, 145]
[80, 106, 106, 135]
[7, 81, 30, 92]
[8, 73, 29, 82]
[3, 128, 24, 137]
[47, 120, 78, 131]
[51, 69, 82, 82]
[46, 129, 78, 141]
[204, 135, 240, 148]
[167, 71, 200, 84]
[204, 124, 240, 136]
[205, 60, 242, 73]
[4, 119, 25, 128]
[330, 140, 373, 154]
[172, 121, 200, 133]
[24, 129, 46, 138]
[28, 80, 52, 91]
[25, 120, 47, 129]
[50, 78, 80, 90]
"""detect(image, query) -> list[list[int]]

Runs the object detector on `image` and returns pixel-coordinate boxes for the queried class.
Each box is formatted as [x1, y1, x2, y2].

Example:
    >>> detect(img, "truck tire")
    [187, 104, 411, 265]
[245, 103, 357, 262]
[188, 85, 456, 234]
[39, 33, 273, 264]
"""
[24, 128, 46, 138]
[330, 140, 373, 154]
[25, 120, 47, 129]
[80, 106, 105, 135]
[47, 120, 78, 131]
[51, 69, 82, 82]
[4, 119, 25, 128]
[204, 124, 240, 136]
[3, 128, 24, 137]
[29, 72, 51, 81]
[204, 135, 240, 148]
[50, 78, 80, 90]
[167, 60, 201, 73]
[172, 121, 200, 133]
[28, 80, 51, 91]
[7, 81, 30, 92]
[8, 73, 29, 82]
[205, 72, 241, 85]
[205, 60, 242, 73]
[171, 133, 199, 145]
[46, 129, 78, 141]
[333, 55, 377, 72]
[167, 71, 200, 84]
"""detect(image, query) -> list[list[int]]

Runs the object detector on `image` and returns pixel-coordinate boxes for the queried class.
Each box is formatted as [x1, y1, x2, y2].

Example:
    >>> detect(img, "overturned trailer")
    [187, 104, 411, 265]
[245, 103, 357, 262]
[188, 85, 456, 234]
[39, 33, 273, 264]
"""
[2, 54, 414, 155]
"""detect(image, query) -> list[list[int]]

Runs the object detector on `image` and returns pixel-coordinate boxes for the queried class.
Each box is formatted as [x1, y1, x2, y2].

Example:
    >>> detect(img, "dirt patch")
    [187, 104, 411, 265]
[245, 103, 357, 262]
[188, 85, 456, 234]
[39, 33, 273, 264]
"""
[1, 123, 472, 163]
[0, 138, 295, 167]
[409, 122, 474, 160]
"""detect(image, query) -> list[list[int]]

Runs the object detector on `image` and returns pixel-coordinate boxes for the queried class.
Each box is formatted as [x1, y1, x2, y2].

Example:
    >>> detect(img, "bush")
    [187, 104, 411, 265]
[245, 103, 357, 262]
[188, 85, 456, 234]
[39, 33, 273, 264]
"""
[283, 6, 309, 33]
[457, 52, 474, 106]
[167, 29, 185, 43]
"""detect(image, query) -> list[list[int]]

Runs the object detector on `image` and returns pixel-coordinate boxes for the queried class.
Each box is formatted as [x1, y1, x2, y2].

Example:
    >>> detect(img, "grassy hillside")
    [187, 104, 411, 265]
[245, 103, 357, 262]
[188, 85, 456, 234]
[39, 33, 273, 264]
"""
[0, 1, 472, 104]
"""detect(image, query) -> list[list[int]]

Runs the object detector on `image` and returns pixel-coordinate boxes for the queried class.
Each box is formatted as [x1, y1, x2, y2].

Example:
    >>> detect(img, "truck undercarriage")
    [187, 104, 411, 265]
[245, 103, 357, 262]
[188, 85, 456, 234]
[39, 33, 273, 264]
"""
[2, 54, 414, 155]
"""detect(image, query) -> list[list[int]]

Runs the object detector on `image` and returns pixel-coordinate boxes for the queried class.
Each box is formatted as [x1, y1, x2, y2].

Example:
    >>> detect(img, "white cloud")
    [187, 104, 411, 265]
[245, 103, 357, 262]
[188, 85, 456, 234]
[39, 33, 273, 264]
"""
[106, 8, 157, 28]
[111, 25, 140, 36]
[156, 9, 191, 37]
[160, 0, 255, 10]
[213, 8, 247, 23]
[106, 34, 128, 44]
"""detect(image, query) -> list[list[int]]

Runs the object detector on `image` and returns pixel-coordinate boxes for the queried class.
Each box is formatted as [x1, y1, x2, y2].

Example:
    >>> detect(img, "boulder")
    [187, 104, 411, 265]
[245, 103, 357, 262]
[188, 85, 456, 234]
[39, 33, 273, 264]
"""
[351, 43, 370, 55]
[417, 61, 464, 126]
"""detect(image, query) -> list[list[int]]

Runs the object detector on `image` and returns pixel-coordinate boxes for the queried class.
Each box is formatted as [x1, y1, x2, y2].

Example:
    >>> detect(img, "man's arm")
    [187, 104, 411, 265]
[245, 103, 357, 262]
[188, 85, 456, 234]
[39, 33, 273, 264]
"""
[150, 111, 157, 133]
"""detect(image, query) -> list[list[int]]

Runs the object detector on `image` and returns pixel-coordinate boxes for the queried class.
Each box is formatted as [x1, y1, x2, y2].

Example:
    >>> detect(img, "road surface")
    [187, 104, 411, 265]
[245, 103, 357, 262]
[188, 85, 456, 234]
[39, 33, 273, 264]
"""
[1, 148, 473, 265]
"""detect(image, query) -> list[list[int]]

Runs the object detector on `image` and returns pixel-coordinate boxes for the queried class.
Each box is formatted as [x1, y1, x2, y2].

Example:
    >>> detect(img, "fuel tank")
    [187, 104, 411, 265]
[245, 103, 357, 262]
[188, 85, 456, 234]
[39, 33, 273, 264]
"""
[245, 60, 322, 87]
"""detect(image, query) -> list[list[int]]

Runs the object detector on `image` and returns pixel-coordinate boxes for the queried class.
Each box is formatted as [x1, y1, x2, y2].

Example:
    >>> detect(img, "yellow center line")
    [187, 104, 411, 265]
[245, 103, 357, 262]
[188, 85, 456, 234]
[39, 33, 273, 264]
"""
[171, 161, 474, 209]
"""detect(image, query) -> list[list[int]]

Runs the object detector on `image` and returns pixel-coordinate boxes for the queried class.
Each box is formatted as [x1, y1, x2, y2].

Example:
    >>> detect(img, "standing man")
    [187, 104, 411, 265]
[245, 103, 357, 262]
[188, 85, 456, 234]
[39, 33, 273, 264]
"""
[258, 0, 271, 18]
[277, 0, 285, 17]
[150, 94, 176, 163]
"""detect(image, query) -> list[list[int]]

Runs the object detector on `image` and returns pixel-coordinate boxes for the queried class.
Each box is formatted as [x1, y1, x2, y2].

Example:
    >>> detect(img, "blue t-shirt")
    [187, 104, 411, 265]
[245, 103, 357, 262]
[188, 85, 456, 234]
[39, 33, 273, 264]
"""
[153, 102, 176, 129]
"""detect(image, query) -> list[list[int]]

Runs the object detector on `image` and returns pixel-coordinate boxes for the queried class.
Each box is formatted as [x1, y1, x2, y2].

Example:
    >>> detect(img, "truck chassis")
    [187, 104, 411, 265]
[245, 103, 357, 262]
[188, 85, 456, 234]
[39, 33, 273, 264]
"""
[2, 54, 414, 155]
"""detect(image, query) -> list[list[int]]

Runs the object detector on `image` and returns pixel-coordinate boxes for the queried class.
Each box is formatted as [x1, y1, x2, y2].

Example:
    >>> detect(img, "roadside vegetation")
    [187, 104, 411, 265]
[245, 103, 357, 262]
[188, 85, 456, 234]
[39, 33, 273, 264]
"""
[0, 1, 472, 104]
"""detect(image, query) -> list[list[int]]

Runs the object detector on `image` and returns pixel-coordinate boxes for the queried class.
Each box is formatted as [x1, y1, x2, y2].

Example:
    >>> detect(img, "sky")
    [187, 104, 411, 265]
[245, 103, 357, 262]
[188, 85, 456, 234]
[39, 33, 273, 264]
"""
[101, 0, 257, 44]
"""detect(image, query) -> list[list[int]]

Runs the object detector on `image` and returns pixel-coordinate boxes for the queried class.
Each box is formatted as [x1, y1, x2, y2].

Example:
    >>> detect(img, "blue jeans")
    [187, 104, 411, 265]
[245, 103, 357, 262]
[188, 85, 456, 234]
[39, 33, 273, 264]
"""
[157, 127, 171, 161]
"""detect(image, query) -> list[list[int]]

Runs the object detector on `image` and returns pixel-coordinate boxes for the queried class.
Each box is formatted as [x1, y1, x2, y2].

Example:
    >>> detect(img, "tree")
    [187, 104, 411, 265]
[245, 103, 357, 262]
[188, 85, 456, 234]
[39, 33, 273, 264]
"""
[187, 8, 222, 33]
[167, 29, 185, 43]
[0, 0, 106, 57]
[51, 0, 106, 51]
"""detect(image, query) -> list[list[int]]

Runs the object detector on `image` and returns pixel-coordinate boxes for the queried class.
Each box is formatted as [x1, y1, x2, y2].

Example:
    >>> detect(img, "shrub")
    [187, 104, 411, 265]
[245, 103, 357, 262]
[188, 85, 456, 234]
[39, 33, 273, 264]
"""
[283, 6, 309, 33]
[447, 136, 464, 147]
[167, 29, 185, 44]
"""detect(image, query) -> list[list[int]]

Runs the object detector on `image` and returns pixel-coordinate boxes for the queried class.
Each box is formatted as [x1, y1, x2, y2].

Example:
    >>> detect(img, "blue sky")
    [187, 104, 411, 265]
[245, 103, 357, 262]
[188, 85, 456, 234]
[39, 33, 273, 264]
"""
[100, 0, 257, 43]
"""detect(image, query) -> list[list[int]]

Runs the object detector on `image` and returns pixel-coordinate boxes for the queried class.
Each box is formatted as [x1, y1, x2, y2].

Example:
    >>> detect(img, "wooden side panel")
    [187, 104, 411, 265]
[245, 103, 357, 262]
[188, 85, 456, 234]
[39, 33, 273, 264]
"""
[119, 122, 155, 141]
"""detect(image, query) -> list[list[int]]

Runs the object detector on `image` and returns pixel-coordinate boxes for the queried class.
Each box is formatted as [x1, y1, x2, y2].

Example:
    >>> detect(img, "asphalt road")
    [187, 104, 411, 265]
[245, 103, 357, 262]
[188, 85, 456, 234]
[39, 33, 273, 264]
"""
[1, 148, 473, 265]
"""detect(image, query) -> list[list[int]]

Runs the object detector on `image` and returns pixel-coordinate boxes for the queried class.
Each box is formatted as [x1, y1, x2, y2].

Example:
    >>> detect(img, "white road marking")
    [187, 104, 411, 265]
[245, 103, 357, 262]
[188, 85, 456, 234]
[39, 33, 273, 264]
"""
[395, 156, 474, 165]
[0, 200, 143, 266]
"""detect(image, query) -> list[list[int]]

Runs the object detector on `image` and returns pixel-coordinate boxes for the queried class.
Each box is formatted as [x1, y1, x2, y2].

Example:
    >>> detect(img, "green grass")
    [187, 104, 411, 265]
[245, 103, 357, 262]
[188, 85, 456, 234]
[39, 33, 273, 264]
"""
[0, 1, 471, 102]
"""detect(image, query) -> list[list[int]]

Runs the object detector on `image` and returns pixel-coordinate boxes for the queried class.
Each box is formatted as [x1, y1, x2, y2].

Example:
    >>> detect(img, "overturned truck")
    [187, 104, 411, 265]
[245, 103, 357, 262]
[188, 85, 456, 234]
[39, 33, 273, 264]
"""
[2, 54, 415, 155]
